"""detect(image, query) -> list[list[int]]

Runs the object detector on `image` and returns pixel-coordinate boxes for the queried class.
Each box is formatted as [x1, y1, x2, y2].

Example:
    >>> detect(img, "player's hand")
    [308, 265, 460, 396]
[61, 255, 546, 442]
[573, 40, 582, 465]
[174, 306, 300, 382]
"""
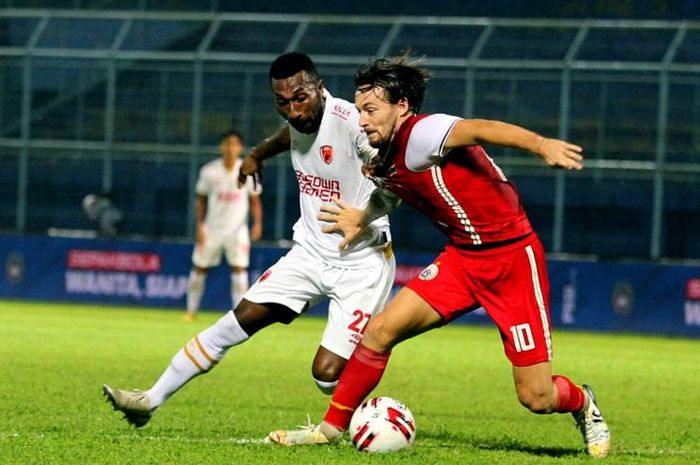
[196, 225, 206, 245]
[250, 223, 263, 242]
[318, 197, 366, 251]
[238, 155, 262, 188]
[361, 154, 381, 178]
[537, 138, 584, 170]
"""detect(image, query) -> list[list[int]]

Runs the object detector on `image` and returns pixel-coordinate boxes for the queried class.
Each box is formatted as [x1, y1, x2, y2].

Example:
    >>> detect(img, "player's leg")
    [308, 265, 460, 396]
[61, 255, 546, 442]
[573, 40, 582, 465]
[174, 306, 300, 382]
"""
[104, 245, 322, 427]
[186, 237, 224, 320]
[310, 249, 396, 395]
[269, 287, 443, 445]
[103, 299, 298, 427]
[310, 346, 344, 395]
[473, 237, 610, 457]
[269, 247, 476, 445]
[225, 226, 251, 308]
[186, 266, 209, 320]
[512, 361, 558, 413]
[230, 266, 249, 308]
[512, 362, 610, 458]
[147, 299, 298, 403]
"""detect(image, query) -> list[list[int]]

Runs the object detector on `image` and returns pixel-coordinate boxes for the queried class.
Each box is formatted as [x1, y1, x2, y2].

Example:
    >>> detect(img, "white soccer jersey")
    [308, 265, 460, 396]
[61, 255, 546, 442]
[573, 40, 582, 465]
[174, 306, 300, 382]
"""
[196, 158, 260, 236]
[289, 91, 390, 266]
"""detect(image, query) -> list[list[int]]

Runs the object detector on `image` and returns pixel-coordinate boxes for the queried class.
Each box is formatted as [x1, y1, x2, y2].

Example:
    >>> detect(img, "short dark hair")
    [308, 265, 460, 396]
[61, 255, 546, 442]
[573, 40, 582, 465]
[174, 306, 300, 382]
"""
[269, 52, 320, 83]
[354, 56, 431, 113]
[219, 129, 243, 144]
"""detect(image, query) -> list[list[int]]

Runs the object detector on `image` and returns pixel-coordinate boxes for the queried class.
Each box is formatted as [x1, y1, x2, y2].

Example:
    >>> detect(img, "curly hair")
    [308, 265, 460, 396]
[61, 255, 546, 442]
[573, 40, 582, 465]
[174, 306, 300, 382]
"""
[354, 55, 431, 113]
[269, 52, 320, 82]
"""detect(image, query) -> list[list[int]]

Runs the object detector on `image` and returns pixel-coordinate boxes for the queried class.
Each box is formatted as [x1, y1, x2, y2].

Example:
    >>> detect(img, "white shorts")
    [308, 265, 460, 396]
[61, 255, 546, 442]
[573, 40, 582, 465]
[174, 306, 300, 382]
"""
[244, 243, 396, 359]
[192, 226, 250, 269]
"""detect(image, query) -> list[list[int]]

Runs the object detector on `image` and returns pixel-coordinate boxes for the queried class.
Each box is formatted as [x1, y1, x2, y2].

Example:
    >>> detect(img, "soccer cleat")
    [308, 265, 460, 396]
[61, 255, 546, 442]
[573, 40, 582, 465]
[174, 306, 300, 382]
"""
[102, 384, 154, 428]
[574, 384, 611, 458]
[268, 417, 340, 446]
[182, 313, 196, 322]
[268, 426, 330, 446]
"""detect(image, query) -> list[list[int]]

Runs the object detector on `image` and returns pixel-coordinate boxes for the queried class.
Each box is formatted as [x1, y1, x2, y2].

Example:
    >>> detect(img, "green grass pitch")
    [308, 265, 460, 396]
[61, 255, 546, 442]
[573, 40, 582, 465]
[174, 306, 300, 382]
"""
[1, 300, 699, 465]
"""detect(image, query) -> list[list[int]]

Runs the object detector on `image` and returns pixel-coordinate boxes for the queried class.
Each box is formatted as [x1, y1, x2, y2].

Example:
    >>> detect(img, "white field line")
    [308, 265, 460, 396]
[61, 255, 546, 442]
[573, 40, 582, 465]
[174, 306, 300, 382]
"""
[0, 431, 271, 444]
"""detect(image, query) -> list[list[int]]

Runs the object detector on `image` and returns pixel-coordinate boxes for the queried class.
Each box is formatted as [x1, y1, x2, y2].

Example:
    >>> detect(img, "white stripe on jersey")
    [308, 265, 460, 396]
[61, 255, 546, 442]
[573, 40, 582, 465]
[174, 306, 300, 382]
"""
[484, 153, 508, 182]
[430, 165, 483, 245]
[525, 244, 553, 361]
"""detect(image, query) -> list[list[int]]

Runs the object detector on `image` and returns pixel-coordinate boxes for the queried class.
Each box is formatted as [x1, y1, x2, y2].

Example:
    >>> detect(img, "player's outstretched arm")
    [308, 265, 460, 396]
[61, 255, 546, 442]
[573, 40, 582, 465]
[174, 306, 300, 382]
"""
[444, 119, 584, 170]
[238, 125, 291, 186]
[318, 189, 400, 250]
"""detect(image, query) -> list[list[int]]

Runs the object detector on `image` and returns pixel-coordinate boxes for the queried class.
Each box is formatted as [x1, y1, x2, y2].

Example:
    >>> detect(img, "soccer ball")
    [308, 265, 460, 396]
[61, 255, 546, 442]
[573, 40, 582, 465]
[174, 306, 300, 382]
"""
[349, 396, 416, 453]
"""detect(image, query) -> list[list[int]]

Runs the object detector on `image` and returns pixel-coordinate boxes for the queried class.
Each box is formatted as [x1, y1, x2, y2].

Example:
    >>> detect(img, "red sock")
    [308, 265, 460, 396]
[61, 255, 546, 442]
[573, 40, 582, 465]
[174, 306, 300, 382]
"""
[323, 344, 390, 430]
[552, 375, 586, 413]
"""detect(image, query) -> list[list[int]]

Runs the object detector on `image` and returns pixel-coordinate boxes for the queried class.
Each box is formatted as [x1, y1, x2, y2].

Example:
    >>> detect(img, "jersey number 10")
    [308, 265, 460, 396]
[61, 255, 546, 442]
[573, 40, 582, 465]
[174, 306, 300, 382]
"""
[510, 323, 535, 352]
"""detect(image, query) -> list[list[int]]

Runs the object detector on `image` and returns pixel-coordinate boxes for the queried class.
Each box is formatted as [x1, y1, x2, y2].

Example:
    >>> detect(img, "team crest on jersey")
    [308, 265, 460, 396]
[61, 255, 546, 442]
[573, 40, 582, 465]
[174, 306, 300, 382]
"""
[320, 145, 334, 164]
[418, 263, 439, 281]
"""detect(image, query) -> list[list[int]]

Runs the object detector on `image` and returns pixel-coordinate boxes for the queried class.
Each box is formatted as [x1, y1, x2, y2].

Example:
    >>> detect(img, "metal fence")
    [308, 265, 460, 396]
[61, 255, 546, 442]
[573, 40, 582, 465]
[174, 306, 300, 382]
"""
[1, 9, 699, 259]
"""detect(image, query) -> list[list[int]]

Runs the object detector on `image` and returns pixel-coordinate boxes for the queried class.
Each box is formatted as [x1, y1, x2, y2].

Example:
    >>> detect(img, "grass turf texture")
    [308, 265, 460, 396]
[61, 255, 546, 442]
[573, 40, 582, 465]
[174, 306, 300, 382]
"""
[1, 301, 698, 465]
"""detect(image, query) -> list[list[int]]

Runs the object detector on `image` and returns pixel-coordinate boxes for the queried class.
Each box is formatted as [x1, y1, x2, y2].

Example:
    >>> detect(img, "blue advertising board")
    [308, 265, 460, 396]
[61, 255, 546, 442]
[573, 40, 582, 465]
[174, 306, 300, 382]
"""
[0, 234, 698, 338]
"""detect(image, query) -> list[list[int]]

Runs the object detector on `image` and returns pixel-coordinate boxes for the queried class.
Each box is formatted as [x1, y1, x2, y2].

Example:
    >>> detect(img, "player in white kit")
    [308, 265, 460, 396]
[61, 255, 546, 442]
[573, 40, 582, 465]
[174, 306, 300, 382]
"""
[185, 130, 263, 321]
[103, 53, 398, 428]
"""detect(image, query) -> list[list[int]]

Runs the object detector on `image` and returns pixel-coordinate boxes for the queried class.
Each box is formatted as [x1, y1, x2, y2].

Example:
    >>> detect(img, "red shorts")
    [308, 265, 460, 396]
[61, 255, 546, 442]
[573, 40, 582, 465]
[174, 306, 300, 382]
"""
[406, 234, 553, 367]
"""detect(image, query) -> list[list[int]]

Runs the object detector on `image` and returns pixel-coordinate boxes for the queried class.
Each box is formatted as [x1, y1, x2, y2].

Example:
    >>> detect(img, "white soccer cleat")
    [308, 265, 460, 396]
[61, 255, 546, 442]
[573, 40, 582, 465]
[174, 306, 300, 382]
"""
[268, 426, 330, 446]
[268, 417, 341, 446]
[102, 384, 154, 428]
[574, 384, 611, 458]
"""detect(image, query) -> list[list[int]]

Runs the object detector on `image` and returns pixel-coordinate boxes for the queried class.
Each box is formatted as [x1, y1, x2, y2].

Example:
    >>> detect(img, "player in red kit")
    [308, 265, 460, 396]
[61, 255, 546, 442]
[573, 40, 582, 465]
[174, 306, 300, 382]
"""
[269, 57, 611, 458]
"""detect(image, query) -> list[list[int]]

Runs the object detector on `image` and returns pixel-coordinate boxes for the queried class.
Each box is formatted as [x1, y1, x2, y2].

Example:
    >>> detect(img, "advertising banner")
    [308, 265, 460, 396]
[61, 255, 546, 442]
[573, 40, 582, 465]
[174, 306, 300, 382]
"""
[1, 234, 698, 338]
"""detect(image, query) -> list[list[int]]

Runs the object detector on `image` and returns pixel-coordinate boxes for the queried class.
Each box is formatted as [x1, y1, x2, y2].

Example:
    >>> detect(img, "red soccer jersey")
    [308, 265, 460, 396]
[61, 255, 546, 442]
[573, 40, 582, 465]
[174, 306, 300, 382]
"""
[370, 114, 533, 248]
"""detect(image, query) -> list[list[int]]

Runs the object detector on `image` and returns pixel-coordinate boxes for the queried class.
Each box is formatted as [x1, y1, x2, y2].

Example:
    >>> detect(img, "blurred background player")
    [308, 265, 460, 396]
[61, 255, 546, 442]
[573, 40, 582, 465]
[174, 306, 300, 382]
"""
[102, 53, 398, 427]
[269, 57, 610, 458]
[185, 129, 263, 321]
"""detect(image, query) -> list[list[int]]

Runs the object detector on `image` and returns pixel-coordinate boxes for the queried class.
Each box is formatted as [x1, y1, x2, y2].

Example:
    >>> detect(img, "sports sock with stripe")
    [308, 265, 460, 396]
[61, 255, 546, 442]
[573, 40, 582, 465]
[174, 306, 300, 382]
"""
[323, 343, 390, 431]
[146, 310, 249, 408]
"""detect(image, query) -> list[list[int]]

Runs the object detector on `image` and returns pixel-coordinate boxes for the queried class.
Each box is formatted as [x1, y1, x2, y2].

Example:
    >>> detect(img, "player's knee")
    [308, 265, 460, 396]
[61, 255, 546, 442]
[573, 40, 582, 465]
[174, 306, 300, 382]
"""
[311, 362, 341, 382]
[311, 365, 340, 395]
[232, 300, 295, 335]
[364, 316, 399, 352]
[311, 358, 342, 386]
[516, 385, 555, 414]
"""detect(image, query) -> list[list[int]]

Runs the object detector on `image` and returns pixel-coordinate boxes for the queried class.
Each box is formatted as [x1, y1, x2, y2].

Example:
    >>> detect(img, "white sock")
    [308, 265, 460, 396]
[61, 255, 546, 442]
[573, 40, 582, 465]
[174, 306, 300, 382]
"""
[320, 422, 345, 441]
[313, 378, 338, 395]
[186, 270, 206, 313]
[231, 270, 249, 308]
[146, 310, 249, 408]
